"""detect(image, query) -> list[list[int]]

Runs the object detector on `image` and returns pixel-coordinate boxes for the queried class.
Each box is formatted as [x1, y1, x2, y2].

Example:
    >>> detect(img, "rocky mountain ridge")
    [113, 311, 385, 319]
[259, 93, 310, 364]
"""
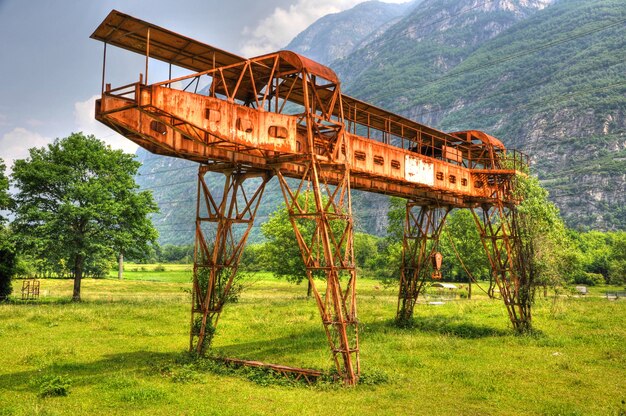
[136, 0, 625, 245]
[285, 0, 415, 65]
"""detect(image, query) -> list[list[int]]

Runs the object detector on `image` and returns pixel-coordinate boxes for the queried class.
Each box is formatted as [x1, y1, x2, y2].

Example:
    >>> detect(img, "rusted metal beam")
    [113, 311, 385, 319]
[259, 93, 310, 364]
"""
[215, 357, 324, 385]
[91, 10, 533, 385]
[190, 167, 269, 354]
[396, 204, 450, 322]
[471, 204, 531, 332]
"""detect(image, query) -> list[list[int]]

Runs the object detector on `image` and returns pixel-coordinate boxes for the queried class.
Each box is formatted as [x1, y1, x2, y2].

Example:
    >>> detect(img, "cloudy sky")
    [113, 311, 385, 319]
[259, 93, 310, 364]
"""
[0, 0, 407, 170]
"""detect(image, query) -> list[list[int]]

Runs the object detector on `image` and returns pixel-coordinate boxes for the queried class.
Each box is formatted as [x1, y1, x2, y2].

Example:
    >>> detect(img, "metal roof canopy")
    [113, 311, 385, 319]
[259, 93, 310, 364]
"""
[90, 10, 245, 73]
[91, 10, 500, 154]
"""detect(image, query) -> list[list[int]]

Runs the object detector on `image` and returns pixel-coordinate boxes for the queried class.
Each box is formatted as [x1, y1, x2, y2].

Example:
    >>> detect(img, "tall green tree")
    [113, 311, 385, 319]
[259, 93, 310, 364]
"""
[0, 158, 11, 223]
[0, 158, 16, 300]
[11, 133, 158, 301]
[0, 226, 16, 301]
[441, 210, 491, 295]
[516, 175, 578, 293]
[607, 232, 626, 285]
[261, 201, 314, 285]
[261, 192, 346, 294]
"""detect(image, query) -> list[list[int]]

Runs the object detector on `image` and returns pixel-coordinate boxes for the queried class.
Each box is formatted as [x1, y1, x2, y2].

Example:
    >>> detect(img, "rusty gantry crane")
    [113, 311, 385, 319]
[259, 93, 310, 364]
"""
[92, 10, 531, 385]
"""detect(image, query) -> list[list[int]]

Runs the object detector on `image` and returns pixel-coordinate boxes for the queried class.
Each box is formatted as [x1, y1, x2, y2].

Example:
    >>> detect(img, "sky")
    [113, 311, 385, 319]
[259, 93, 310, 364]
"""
[0, 0, 407, 171]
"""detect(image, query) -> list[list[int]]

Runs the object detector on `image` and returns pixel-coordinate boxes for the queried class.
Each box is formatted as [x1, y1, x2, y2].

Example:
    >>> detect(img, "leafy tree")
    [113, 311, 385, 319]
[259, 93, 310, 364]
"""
[240, 243, 269, 272]
[261, 203, 312, 285]
[441, 210, 491, 295]
[11, 133, 158, 301]
[261, 192, 347, 295]
[385, 197, 406, 242]
[515, 175, 579, 294]
[0, 158, 11, 223]
[353, 232, 378, 271]
[0, 226, 17, 301]
[573, 230, 626, 285]
[365, 198, 404, 283]
[607, 232, 626, 285]
[158, 244, 194, 264]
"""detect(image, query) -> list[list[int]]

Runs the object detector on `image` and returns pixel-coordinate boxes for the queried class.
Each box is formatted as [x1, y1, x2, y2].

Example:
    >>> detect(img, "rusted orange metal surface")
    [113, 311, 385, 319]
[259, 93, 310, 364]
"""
[91, 10, 531, 385]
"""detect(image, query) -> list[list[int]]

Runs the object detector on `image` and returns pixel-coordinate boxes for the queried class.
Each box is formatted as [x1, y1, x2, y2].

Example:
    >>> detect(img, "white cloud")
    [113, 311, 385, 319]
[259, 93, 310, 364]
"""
[240, 0, 408, 57]
[0, 127, 51, 170]
[26, 118, 43, 127]
[74, 95, 139, 155]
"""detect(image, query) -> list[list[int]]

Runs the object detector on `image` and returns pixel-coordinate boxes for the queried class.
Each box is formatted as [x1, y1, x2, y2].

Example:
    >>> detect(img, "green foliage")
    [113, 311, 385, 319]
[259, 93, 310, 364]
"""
[37, 374, 71, 397]
[261, 192, 346, 284]
[565, 228, 626, 285]
[11, 133, 158, 300]
[0, 227, 16, 300]
[607, 232, 626, 285]
[353, 233, 378, 270]
[516, 175, 578, 289]
[157, 244, 194, 264]
[240, 243, 269, 272]
[441, 210, 490, 283]
[0, 158, 11, 224]
[385, 197, 405, 242]
[573, 272, 605, 286]
[261, 202, 310, 284]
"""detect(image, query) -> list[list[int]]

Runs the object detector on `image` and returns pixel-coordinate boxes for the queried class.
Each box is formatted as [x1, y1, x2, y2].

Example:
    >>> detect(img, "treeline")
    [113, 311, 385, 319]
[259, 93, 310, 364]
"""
[149, 211, 626, 287]
[241, 227, 626, 286]
[2, 135, 624, 305]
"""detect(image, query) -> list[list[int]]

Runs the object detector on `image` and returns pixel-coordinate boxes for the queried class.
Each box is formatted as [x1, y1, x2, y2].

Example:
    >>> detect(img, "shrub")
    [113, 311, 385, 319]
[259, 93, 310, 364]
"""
[38, 374, 71, 397]
[574, 272, 605, 286]
[358, 369, 389, 385]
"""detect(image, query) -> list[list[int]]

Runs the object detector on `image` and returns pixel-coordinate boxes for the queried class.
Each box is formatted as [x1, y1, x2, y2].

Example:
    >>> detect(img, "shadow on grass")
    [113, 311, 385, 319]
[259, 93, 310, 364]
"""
[362, 315, 510, 339]
[0, 326, 332, 395]
[0, 350, 181, 394]
[213, 326, 329, 362]
[5, 297, 75, 306]
[5, 294, 189, 307]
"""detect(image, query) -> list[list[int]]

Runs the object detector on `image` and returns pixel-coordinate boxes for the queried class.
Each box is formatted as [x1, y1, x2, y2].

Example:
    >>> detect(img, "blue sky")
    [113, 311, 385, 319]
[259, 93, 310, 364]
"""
[0, 0, 406, 169]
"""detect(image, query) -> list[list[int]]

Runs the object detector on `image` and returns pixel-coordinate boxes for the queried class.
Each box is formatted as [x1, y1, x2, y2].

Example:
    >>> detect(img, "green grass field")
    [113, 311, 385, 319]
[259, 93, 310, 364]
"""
[1, 267, 625, 415]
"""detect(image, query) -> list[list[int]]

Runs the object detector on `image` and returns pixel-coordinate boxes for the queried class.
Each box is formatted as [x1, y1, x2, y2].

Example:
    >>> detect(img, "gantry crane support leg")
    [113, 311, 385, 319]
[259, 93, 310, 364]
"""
[190, 165, 269, 354]
[275, 162, 359, 386]
[471, 203, 532, 333]
[396, 204, 450, 323]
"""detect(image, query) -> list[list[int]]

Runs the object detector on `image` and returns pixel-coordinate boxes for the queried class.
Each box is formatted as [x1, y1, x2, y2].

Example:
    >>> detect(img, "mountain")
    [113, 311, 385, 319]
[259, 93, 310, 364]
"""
[135, 0, 625, 245]
[134, 148, 391, 246]
[335, 0, 553, 103]
[134, 150, 290, 246]
[285, 1, 415, 65]
[338, 0, 625, 229]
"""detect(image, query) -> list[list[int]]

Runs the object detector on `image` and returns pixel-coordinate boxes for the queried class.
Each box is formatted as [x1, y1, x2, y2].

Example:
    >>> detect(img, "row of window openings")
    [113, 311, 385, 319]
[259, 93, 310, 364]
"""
[435, 171, 469, 187]
[354, 151, 401, 170]
[151, 118, 481, 190]
[150, 116, 289, 139]
[353, 152, 472, 187]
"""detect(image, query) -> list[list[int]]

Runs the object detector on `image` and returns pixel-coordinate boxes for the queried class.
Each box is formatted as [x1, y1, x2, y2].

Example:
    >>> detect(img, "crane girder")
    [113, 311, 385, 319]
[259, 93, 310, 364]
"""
[92, 10, 532, 386]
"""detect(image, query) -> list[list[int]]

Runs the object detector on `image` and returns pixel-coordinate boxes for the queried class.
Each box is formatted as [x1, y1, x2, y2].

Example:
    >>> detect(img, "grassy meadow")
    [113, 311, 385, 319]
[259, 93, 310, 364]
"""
[0, 265, 625, 415]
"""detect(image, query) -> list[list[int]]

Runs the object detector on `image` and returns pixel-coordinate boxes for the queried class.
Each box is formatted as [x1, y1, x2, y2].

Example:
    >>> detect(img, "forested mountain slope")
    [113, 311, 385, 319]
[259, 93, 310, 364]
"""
[136, 0, 625, 245]
[339, 0, 626, 229]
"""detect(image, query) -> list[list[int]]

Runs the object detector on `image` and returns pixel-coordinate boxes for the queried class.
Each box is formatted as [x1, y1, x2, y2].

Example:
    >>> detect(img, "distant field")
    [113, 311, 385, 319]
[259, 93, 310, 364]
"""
[1, 272, 625, 415]
[106, 263, 193, 283]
